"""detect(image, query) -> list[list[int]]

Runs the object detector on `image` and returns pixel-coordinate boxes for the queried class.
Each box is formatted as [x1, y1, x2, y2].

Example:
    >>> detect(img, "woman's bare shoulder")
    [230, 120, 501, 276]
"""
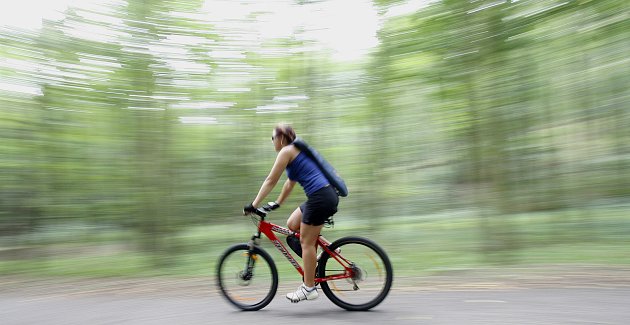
[280, 144, 300, 162]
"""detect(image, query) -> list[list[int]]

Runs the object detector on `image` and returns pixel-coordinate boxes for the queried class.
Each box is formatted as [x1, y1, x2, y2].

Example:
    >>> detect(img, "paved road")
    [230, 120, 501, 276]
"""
[3, 279, 630, 325]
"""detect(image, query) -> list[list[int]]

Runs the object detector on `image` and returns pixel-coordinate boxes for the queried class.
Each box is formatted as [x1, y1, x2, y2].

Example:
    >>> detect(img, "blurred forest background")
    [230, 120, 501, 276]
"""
[1, 0, 628, 277]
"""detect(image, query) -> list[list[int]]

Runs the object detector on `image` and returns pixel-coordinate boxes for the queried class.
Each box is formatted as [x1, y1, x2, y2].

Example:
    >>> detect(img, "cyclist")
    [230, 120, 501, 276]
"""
[244, 124, 339, 303]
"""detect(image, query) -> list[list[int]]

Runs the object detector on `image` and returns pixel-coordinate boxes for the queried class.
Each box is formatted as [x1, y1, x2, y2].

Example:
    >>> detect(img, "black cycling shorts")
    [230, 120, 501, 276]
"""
[300, 185, 339, 226]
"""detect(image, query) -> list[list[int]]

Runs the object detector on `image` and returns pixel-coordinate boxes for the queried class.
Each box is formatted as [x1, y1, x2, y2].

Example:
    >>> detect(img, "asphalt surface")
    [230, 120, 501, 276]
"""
[2, 271, 630, 324]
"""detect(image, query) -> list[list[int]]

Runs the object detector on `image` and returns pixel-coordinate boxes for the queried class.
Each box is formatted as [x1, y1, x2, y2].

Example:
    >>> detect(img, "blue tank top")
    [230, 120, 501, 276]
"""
[286, 151, 330, 196]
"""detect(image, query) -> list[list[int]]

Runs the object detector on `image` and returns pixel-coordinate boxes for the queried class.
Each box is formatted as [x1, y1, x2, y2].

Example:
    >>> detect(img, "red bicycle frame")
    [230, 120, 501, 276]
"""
[255, 218, 353, 283]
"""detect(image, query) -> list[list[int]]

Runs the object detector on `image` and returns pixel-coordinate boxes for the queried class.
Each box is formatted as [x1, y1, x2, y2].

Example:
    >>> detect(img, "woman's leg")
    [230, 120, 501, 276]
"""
[299, 222, 324, 288]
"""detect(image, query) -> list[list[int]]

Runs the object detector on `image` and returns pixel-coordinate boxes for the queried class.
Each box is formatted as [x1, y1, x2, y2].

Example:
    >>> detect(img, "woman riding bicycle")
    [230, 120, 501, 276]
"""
[244, 124, 339, 303]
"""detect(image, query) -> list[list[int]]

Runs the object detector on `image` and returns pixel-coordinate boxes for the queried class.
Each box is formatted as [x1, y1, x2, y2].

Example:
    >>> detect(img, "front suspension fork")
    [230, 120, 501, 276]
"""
[242, 233, 261, 280]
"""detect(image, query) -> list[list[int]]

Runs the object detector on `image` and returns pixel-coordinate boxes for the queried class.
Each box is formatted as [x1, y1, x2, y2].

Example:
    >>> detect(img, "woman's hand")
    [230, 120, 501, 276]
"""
[243, 203, 257, 215]
[262, 202, 280, 211]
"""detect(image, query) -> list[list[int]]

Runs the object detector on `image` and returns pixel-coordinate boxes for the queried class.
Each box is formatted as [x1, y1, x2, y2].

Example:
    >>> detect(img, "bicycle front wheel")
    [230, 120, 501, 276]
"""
[317, 236, 393, 311]
[216, 244, 278, 311]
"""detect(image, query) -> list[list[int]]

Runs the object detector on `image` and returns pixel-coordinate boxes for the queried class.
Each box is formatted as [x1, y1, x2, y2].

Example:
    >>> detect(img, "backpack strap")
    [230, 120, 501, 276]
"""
[292, 138, 348, 197]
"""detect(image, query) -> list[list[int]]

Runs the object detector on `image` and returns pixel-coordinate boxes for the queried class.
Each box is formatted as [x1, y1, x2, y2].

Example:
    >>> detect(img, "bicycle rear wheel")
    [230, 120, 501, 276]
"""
[216, 244, 278, 311]
[317, 236, 393, 311]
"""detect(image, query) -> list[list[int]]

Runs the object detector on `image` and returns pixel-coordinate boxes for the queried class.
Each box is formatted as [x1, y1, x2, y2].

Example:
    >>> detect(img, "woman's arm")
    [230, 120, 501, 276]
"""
[275, 179, 296, 206]
[252, 148, 292, 207]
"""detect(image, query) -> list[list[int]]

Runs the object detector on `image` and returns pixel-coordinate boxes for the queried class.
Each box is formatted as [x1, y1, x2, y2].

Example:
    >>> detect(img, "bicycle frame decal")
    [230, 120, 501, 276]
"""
[271, 224, 292, 236]
[271, 239, 302, 270]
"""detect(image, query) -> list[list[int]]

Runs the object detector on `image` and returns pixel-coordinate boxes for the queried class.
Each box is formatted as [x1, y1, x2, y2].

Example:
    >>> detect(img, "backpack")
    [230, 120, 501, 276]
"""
[292, 138, 348, 197]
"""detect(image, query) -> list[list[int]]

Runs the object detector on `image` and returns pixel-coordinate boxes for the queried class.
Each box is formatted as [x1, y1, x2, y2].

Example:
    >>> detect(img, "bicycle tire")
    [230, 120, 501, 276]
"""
[317, 236, 393, 311]
[216, 244, 278, 311]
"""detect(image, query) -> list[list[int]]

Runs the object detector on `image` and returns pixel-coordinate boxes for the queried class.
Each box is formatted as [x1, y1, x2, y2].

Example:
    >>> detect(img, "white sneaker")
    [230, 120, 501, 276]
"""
[286, 284, 318, 303]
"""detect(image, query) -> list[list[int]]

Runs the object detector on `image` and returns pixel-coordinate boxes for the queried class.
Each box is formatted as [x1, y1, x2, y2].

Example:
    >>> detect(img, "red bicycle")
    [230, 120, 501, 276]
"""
[216, 206, 393, 311]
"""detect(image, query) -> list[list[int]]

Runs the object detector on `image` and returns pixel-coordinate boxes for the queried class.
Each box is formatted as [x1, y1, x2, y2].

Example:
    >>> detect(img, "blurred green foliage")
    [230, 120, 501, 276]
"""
[1, 0, 628, 274]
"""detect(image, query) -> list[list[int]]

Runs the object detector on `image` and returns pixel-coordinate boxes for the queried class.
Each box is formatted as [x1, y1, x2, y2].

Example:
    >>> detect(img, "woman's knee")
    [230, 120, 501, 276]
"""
[299, 224, 323, 246]
[286, 207, 302, 232]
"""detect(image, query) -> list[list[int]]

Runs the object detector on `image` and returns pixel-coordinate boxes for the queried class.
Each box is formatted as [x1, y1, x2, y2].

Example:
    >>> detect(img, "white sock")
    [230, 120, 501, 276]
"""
[303, 284, 316, 292]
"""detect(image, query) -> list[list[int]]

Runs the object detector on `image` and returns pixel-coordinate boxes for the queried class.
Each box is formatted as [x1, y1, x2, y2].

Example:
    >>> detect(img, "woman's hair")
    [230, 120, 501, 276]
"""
[274, 124, 296, 143]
